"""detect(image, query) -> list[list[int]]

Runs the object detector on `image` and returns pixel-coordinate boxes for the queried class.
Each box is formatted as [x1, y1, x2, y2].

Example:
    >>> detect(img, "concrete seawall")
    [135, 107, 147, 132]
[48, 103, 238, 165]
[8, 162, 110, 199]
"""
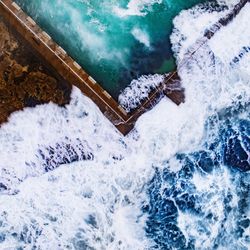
[0, 0, 248, 135]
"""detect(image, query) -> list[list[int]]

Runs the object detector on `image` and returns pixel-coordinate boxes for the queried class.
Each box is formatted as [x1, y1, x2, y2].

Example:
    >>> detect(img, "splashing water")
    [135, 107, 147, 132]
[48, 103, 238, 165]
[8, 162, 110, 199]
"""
[15, 0, 209, 99]
[0, 0, 249, 249]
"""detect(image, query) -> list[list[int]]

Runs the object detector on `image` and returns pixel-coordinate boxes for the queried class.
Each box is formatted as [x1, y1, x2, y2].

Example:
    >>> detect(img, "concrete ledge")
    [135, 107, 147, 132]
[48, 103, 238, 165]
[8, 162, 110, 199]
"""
[118, 105, 127, 116]
[26, 16, 35, 26]
[73, 61, 81, 70]
[0, 0, 247, 135]
[88, 76, 96, 84]
[103, 90, 112, 99]
[40, 31, 51, 42]
[11, 1, 20, 11]
[56, 46, 67, 56]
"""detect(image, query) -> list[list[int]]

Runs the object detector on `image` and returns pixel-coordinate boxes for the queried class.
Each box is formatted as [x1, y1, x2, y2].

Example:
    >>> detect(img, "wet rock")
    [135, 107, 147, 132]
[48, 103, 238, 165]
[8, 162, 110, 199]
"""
[0, 183, 7, 191]
[0, 19, 71, 125]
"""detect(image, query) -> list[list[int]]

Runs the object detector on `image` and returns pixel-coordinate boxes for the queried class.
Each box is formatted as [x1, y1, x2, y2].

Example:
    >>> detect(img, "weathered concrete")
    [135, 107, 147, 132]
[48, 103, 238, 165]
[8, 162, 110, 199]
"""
[0, 0, 248, 135]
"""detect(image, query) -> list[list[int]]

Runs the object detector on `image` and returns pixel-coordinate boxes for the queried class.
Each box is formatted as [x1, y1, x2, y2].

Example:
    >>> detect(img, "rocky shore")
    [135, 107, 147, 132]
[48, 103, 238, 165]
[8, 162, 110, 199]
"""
[0, 18, 71, 125]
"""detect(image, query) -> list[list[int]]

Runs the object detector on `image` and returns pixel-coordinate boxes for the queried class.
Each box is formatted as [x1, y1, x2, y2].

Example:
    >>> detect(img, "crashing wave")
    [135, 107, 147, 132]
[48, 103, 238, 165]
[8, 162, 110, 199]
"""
[118, 74, 166, 112]
[0, 0, 249, 249]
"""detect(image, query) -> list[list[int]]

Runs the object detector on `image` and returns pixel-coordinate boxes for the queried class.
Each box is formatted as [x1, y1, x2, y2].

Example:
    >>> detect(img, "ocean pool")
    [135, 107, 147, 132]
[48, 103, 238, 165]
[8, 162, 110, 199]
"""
[0, 1, 249, 249]
[15, 0, 207, 99]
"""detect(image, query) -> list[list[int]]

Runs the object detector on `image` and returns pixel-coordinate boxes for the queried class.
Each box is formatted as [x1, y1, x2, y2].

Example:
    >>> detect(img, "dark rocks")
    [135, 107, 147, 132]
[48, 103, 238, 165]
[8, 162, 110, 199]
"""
[35, 138, 94, 173]
[0, 183, 7, 191]
[0, 18, 71, 126]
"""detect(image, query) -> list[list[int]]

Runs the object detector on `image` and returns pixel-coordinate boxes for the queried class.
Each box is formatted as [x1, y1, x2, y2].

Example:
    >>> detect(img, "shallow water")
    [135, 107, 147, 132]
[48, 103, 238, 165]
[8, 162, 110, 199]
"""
[0, 0, 249, 249]
[15, 0, 208, 99]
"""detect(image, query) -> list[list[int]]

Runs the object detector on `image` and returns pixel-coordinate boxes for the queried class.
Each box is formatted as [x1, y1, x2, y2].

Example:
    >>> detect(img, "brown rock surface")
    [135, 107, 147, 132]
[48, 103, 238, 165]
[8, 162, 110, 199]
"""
[0, 18, 71, 125]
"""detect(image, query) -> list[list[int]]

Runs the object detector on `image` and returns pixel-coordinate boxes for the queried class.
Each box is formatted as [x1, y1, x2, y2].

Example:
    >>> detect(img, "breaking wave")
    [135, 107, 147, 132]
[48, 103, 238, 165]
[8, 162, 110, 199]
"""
[0, 1, 249, 249]
[118, 74, 165, 112]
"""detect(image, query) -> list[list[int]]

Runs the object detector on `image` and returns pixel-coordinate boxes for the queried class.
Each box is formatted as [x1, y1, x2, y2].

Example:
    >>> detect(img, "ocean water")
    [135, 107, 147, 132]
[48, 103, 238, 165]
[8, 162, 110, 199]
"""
[15, 0, 208, 99]
[0, 0, 249, 249]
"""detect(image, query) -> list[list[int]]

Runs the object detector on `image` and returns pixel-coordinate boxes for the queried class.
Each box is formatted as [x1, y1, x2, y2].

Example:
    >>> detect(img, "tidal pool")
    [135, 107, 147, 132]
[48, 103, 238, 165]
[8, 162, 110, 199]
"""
[15, 0, 207, 99]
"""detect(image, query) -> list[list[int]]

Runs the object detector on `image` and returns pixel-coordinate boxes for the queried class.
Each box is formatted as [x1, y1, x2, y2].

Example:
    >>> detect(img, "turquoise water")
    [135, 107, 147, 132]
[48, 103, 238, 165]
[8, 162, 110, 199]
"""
[1, 2, 250, 249]
[15, 0, 207, 99]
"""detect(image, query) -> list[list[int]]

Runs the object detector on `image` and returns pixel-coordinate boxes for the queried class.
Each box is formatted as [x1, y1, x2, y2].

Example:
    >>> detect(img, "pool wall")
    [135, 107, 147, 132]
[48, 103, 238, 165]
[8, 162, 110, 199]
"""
[0, 0, 248, 135]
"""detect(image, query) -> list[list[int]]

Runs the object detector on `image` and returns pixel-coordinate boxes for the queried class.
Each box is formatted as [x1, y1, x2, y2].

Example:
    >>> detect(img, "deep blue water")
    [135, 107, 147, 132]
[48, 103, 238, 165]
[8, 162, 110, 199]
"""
[143, 104, 250, 249]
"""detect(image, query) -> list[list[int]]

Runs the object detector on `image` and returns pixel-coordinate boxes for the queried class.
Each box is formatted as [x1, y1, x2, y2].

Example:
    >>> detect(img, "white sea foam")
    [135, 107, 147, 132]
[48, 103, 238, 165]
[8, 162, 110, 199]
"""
[118, 74, 165, 112]
[57, 1, 125, 63]
[131, 27, 150, 47]
[0, 1, 249, 249]
[119, 0, 243, 114]
[171, 4, 226, 64]
[0, 158, 152, 249]
[208, 2, 250, 65]
[113, 0, 163, 17]
[178, 168, 236, 248]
